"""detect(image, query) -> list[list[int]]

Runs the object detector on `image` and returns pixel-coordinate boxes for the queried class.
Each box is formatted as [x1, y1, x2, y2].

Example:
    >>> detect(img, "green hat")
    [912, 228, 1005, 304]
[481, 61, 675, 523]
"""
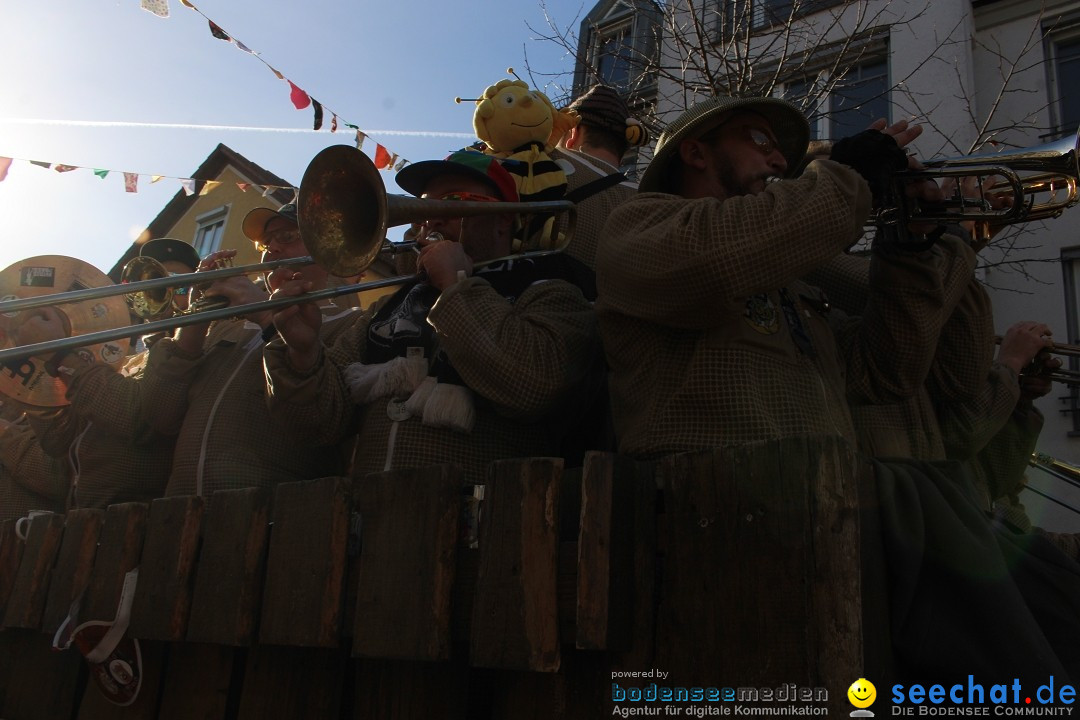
[638, 95, 810, 193]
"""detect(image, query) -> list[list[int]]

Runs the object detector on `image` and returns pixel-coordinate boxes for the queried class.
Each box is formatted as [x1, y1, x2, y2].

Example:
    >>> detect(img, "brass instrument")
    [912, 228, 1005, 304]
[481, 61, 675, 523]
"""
[120, 255, 239, 320]
[0, 145, 573, 366]
[1029, 452, 1080, 489]
[875, 128, 1079, 228]
[993, 335, 1080, 386]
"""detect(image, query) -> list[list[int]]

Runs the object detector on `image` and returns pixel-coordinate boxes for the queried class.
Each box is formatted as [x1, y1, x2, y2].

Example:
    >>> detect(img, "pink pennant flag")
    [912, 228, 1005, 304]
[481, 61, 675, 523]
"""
[236, 182, 250, 192]
[0, 157, 12, 182]
[288, 81, 311, 110]
[140, 0, 170, 18]
[180, 179, 196, 196]
[331, 115, 338, 133]
[53, 164, 78, 173]
[124, 173, 139, 193]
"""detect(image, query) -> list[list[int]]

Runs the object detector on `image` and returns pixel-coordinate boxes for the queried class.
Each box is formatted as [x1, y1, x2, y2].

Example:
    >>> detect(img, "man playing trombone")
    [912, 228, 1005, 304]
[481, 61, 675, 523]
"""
[263, 150, 601, 484]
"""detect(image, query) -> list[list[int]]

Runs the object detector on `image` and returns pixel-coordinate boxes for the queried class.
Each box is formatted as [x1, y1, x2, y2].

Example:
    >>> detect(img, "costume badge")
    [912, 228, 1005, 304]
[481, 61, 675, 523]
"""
[743, 294, 780, 334]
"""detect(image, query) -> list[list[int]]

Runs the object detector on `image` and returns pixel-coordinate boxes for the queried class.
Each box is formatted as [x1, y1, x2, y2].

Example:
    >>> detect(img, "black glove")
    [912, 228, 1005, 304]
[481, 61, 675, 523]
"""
[828, 129, 908, 203]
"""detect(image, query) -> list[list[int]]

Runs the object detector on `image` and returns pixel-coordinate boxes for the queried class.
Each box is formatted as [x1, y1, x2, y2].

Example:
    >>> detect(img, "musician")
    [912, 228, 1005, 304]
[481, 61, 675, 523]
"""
[263, 150, 600, 483]
[133, 203, 359, 497]
[553, 84, 649, 272]
[0, 402, 67, 521]
[595, 95, 965, 456]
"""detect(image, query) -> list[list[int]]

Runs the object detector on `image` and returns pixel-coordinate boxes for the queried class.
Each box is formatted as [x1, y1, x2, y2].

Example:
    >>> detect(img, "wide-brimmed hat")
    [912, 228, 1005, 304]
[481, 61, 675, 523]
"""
[242, 203, 298, 244]
[638, 96, 809, 193]
[395, 150, 519, 202]
[139, 238, 200, 271]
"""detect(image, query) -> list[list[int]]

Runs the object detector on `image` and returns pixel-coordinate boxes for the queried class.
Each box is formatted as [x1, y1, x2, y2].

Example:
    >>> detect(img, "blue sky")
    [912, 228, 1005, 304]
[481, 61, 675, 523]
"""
[0, 0, 590, 272]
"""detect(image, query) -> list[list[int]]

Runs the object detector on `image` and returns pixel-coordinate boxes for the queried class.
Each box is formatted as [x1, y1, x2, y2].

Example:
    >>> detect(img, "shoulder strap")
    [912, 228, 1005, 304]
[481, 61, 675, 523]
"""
[565, 172, 628, 204]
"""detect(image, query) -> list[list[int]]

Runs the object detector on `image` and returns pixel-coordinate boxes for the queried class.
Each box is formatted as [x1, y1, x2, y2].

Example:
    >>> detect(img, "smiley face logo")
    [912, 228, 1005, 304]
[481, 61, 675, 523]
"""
[847, 678, 876, 709]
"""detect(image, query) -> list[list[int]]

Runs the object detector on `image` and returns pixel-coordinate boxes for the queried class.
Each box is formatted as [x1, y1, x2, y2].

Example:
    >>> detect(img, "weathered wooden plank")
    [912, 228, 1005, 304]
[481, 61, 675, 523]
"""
[612, 459, 657, 671]
[237, 646, 347, 720]
[470, 457, 561, 672]
[575, 452, 637, 651]
[128, 496, 204, 641]
[652, 437, 860, 708]
[0, 628, 84, 720]
[82, 503, 148, 624]
[186, 488, 270, 646]
[352, 658, 469, 720]
[157, 643, 238, 720]
[3, 511, 64, 629]
[353, 464, 463, 662]
[485, 650, 607, 720]
[259, 476, 350, 648]
[0, 519, 23, 620]
[75, 639, 165, 720]
[42, 509, 105, 634]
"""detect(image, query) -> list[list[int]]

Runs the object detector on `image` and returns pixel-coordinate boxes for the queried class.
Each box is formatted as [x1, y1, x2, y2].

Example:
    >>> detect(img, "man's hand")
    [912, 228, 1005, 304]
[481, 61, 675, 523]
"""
[997, 321, 1054, 375]
[417, 241, 473, 291]
[268, 268, 323, 373]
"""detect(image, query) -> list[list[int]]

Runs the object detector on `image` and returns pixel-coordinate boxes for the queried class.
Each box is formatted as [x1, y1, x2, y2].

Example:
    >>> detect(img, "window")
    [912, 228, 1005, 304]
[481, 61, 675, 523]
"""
[786, 59, 889, 141]
[593, 22, 635, 91]
[715, 0, 845, 37]
[1049, 34, 1080, 137]
[193, 206, 229, 258]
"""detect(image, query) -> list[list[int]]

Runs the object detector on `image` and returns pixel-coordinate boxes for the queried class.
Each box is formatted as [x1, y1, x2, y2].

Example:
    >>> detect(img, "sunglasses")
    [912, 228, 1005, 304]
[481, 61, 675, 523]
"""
[167, 272, 190, 296]
[701, 123, 780, 157]
[252, 227, 302, 253]
[436, 191, 500, 203]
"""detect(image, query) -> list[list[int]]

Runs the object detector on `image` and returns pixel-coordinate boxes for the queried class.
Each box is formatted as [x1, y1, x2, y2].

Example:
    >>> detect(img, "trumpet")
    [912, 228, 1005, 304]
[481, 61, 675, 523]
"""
[874, 128, 1079, 229]
[993, 335, 1080, 386]
[0, 145, 572, 366]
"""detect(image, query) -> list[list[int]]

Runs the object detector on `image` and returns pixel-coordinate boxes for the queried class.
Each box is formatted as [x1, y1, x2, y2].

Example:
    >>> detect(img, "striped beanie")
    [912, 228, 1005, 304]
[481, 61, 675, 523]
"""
[567, 85, 649, 147]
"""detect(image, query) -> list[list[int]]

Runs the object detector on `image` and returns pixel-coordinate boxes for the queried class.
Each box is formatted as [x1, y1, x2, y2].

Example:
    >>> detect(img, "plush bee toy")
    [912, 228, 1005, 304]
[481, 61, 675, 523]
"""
[457, 71, 579, 249]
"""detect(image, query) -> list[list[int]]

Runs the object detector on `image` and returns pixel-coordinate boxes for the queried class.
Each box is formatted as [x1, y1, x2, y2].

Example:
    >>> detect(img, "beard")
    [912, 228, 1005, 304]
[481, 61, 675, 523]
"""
[716, 162, 772, 198]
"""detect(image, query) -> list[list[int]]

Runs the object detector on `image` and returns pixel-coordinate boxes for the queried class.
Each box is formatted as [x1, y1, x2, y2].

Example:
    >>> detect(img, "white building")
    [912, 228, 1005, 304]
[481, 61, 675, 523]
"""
[574, 0, 1080, 529]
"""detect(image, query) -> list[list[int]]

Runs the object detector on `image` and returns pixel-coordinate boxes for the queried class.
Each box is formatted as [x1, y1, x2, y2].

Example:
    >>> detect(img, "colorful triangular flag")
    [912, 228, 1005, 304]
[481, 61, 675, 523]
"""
[208, 20, 230, 41]
[331, 115, 338, 133]
[53, 165, 78, 173]
[180, 179, 196, 196]
[124, 173, 139, 193]
[237, 182, 250, 192]
[0, 157, 11, 182]
[288, 80, 311, 110]
[199, 180, 220, 196]
[355, 131, 366, 150]
[151, 175, 164, 183]
[312, 99, 323, 131]
[93, 169, 109, 179]
[140, 0, 170, 18]
[373, 145, 392, 170]
[30, 161, 51, 169]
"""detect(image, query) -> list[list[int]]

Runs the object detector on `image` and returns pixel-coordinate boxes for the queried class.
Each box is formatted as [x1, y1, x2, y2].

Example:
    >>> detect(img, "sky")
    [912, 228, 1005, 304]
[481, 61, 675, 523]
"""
[0, 0, 590, 273]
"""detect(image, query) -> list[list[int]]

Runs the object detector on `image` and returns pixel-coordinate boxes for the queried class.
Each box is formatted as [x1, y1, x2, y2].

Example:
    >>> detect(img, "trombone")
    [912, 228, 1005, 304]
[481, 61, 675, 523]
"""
[0, 145, 572, 365]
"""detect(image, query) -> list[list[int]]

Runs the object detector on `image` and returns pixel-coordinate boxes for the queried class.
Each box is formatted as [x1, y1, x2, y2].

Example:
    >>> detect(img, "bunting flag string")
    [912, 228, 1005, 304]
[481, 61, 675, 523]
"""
[160, 0, 413, 170]
[0, 154, 295, 197]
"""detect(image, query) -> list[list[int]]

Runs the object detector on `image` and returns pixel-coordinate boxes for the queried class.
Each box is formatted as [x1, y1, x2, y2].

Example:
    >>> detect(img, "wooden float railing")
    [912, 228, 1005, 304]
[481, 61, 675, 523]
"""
[0, 438, 862, 719]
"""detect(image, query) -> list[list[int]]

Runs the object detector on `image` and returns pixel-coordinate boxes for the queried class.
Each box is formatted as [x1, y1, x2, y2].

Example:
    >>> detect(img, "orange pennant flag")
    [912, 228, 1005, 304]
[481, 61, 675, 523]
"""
[373, 144, 392, 170]
[236, 182, 250, 192]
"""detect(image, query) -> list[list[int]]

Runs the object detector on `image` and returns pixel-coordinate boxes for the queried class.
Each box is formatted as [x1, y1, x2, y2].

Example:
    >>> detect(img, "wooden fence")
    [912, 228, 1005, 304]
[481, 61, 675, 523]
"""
[0, 437, 864, 719]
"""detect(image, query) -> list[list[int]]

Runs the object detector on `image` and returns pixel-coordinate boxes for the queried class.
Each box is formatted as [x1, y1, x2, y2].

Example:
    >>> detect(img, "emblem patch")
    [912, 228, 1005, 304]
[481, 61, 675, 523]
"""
[743, 294, 780, 334]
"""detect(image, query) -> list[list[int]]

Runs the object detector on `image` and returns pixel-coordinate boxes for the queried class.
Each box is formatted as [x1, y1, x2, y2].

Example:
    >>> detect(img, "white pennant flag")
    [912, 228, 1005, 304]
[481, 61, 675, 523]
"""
[180, 178, 196, 196]
[140, 0, 170, 18]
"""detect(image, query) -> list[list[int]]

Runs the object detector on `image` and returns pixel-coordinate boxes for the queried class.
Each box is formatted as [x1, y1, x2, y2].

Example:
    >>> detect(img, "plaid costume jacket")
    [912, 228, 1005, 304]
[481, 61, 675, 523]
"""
[596, 159, 964, 458]
[0, 417, 68, 521]
[552, 147, 637, 271]
[264, 267, 600, 484]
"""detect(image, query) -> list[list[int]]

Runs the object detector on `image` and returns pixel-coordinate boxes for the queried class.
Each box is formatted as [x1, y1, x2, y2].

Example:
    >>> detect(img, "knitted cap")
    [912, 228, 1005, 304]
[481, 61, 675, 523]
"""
[567, 85, 650, 147]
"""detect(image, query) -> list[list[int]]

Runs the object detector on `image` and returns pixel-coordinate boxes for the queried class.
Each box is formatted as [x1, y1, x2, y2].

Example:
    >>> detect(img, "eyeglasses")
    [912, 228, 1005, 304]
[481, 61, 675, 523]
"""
[167, 272, 190, 296]
[253, 227, 301, 253]
[745, 127, 779, 156]
[700, 124, 780, 157]
[436, 191, 500, 203]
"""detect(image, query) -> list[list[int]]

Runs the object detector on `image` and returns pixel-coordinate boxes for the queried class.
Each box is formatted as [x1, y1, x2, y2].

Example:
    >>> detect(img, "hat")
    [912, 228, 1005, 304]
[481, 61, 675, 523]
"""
[638, 96, 810, 194]
[242, 203, 298, 244]
[567, 85, 649, 147]
[139, 238, 200, 272]
[395, 150, 519, 202]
